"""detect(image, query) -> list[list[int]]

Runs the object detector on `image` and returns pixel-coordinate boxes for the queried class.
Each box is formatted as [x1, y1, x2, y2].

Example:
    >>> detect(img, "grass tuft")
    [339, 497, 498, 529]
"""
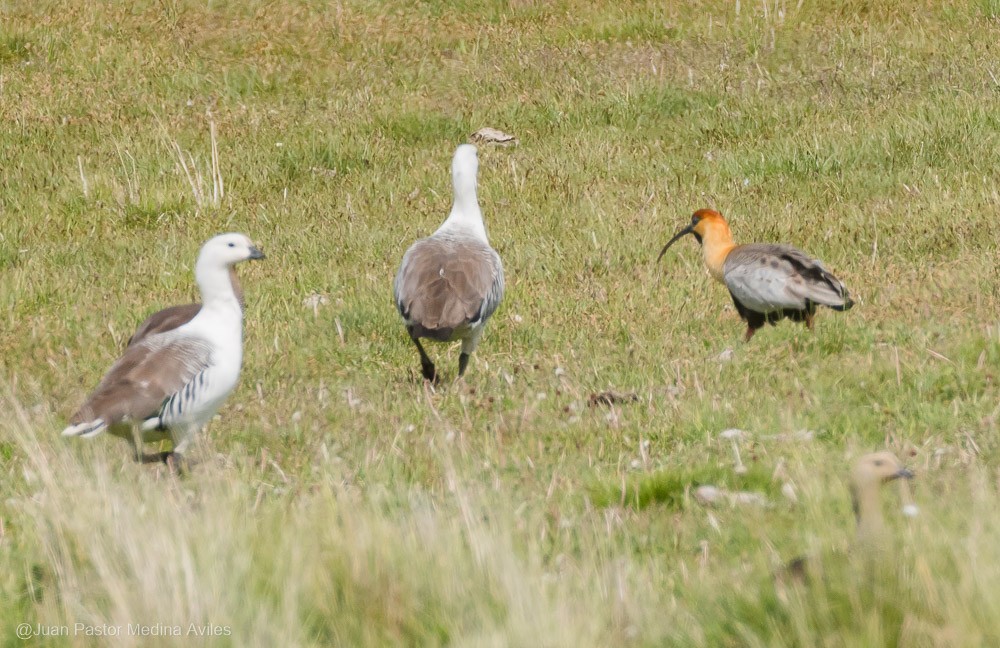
[589, 463, 778, 509]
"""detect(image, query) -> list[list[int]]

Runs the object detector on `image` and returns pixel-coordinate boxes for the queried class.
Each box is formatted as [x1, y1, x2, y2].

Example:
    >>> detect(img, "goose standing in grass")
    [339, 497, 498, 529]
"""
[658, 209, 853, 341]
[62, 233, 265, 467]
[781, 451, 917, 583]
[394, 144, 504, 382]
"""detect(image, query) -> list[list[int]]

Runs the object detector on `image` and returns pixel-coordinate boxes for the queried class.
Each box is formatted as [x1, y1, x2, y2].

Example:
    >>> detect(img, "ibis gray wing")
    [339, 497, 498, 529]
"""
[724, 244, 852, 312]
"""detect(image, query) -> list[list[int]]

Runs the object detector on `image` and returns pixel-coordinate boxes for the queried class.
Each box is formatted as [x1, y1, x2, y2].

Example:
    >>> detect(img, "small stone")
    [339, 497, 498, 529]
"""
[694, 485, 722, 506]
[470, 127, 518, 146]
[303, 292, 330, 315]
[729, 491, 767, 506]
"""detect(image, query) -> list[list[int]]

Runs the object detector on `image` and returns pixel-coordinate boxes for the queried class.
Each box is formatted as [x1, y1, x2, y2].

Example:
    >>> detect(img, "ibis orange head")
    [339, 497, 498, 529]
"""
[657, 209, 732, 262]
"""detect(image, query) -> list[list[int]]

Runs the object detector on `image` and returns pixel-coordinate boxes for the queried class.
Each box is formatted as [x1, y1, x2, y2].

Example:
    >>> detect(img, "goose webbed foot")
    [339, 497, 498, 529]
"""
[411, 337, 438, 383]
[164, 452, 190, 475]
[139, 451, 174, 464]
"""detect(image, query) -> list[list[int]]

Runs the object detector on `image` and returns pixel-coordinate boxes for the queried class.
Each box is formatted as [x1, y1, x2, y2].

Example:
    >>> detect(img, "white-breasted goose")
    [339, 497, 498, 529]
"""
[127, 268, 244, 347]
[658, 209, 854, 341]
[394, 144, 504, 382]
[62, 234, 265, 466]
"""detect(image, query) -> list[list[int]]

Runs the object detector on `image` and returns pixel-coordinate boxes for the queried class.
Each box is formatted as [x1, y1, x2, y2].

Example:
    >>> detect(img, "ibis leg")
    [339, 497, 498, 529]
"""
[411, 337, 437, 382]
[743, 311, 766, 342]
[732, 297, 766, 343]
[805, 312, 814, 330]
[458, 352, 470, 377]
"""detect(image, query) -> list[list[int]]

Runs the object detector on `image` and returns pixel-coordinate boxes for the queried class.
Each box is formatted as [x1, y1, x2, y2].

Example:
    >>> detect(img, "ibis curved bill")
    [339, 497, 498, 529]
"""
[657, 208, 854, 341]
[656, 223, 697, 262]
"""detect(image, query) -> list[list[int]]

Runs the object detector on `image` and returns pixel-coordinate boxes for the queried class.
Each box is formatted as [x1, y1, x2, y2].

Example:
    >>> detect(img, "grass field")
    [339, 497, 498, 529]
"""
[3, 0, 1000, 645]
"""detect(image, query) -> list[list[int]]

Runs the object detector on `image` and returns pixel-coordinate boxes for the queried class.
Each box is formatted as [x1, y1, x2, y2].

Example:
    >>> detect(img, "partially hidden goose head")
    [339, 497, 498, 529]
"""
[452, 142, 479, 187]
[850, 451, 917, 544]
[850, 451, 914, 491]
[452, 143, 479, 194]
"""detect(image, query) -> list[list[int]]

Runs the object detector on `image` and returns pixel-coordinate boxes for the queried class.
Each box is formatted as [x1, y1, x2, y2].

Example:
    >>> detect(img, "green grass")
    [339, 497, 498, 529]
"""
[3, 0, 1000, 645]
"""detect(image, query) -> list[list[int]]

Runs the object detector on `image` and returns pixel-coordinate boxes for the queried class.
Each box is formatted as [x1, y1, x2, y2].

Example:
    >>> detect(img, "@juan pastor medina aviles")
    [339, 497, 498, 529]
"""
[17, 623, 232, 637]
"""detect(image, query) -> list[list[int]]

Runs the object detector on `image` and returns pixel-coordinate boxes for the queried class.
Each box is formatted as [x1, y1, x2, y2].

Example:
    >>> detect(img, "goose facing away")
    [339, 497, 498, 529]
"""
[658, 209, 854, 341]
[394, 144, 504, 382]
[62, 233, 265, 465]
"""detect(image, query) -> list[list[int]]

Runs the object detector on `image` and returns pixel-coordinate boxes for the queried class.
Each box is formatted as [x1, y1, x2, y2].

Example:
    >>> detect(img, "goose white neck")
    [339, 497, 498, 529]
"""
[196, 258, 241, 307]
[436, 166, 488, 242]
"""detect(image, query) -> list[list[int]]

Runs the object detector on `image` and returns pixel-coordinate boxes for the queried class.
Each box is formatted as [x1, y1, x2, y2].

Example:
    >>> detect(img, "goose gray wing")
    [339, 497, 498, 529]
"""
[128, 304, 202, 347]
[127, 269, 243, 347]
[394, 236, 504, 336]
[63, 333, 213, 437]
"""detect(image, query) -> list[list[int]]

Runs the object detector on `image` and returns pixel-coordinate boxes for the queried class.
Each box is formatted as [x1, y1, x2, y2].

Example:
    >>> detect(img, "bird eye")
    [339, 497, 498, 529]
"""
[228, 242, 235, 248]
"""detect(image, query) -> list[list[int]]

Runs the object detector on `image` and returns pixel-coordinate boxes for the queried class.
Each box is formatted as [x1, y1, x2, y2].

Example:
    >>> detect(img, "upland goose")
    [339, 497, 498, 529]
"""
[781, 451, 917, 583]
[62, 233, 265, 466]
[394, 144, 504, 381]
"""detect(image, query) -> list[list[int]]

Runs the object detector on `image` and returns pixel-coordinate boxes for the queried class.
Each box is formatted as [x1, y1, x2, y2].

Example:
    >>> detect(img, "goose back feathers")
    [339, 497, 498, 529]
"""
[394, 144, 504, 381]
